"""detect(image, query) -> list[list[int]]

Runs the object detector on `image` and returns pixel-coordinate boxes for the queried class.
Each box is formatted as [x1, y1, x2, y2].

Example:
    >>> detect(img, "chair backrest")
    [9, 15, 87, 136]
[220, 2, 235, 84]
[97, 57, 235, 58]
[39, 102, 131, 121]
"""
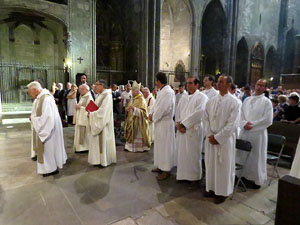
[236, 139, 252, 152]
[268, 133, 286, 154]
[268, 122, 299, 157]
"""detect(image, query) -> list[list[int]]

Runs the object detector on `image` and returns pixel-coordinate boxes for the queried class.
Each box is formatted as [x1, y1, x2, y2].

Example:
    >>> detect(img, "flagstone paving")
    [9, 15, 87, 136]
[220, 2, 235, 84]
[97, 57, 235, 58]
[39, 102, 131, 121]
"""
[0, 123, 289, 225]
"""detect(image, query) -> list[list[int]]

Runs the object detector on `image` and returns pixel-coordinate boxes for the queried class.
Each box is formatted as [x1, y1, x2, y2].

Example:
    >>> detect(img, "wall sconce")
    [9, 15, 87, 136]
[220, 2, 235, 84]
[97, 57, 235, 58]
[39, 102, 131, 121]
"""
[64, 58, 72, 72]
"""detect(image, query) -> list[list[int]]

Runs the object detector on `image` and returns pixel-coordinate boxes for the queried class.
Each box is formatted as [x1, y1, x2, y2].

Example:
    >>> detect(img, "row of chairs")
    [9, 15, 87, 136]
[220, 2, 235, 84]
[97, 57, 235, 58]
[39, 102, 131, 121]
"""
[233, 133, 286, 198]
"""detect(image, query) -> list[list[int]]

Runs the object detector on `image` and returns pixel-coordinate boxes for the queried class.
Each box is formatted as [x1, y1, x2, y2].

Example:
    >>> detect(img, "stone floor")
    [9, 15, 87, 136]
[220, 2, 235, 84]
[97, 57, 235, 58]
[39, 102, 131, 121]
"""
[0, 123, 290, 225]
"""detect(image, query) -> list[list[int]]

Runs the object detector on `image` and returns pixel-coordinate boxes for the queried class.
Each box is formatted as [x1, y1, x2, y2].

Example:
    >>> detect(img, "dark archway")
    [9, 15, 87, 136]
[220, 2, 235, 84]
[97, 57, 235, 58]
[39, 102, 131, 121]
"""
[250, 43, 264, 85]
[265, 46, 276, 80]
[283, 28, 295, 74]
[235, 37, 249, 87]
[201, 0, 226, 77]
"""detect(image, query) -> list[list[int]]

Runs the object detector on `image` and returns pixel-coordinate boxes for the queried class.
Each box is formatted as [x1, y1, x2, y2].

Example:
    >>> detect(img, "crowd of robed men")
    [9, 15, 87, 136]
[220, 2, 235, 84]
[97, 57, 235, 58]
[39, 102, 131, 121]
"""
[27, 71, 274, 204]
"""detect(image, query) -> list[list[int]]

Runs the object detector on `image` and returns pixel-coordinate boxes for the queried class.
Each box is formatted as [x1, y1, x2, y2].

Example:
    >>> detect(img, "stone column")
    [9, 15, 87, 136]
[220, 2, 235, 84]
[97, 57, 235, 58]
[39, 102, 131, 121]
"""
[293, 34, 300, 74]
[138, 0, 161, 89]
[138, 0, 149, 85]
[68, 0, 96, 83]
[153, 0, 161, 89]
[223, 0, 238, 77]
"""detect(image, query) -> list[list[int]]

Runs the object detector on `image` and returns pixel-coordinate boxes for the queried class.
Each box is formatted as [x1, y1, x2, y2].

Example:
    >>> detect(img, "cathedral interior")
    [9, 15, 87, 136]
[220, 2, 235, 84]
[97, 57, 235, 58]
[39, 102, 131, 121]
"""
[0, 0, 300, 104]
[0, 1, 299, 225]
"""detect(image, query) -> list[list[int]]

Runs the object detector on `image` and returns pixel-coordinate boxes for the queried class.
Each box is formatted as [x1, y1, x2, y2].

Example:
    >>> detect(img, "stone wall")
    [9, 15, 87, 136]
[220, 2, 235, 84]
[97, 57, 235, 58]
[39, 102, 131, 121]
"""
[160, 0, 192, 73]
[69, 0, 96, 84]
[237, 0, 281, 55]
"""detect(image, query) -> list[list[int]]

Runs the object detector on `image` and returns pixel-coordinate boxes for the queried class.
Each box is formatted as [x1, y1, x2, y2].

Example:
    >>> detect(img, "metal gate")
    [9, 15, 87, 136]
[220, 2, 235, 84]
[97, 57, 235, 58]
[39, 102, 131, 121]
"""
[0, 63, 65, 103]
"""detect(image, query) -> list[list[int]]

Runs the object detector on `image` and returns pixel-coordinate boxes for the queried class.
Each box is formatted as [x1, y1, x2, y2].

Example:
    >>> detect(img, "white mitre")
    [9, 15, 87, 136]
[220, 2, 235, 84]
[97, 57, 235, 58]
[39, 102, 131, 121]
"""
[132, 81, 141, 91]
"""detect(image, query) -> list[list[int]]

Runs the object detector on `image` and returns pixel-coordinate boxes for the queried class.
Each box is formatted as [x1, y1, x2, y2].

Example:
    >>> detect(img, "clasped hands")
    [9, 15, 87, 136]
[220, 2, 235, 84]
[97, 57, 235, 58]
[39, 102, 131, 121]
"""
[126, 105, 134, 112]
[208, 135, 219, 145]
[176, 122, 186, 133]
[244, 121, 253, 130]
[75, 103, 81, 110]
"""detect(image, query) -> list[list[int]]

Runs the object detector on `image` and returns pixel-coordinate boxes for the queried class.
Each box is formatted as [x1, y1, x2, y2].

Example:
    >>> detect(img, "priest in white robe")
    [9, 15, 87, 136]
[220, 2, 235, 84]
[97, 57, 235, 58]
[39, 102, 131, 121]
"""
[202, 75, 218, 99]
[175, 84, 187, 107]
[142, 87, 156, 144]
[175, 77, 208, 182]
[149, 72, 176, 180]
[28, 81, 67, 176]
[73, 84, 94, 153]
[88, 80, 117, 166]
[203, 75, 240, 204]
[238, 79, 273, 189]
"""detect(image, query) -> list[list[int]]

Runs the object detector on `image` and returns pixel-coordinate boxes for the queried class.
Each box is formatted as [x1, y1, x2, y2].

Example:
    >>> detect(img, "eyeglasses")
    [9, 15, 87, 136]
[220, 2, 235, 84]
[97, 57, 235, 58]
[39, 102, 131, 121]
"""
[187, 82, 194, 85]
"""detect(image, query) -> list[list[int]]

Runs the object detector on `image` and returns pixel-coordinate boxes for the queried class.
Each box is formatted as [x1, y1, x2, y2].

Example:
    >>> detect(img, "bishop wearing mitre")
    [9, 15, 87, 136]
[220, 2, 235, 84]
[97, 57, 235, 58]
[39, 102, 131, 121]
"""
[73, 84, 94, 153]
[88, 80, 117, 166]
[124, 81, 151, 152]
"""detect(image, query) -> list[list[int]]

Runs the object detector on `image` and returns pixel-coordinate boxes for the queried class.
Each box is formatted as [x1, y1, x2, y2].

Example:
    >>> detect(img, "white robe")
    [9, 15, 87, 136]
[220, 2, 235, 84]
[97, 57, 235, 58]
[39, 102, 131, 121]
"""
[145, 93, 155, 144]
[202, 87, 219, 100]
[73, 92, 94, 152]
[290, 138, 300, 179]
[203, 93, 240, 196]
[150, 85, 176, 171]
[175, 90, 208, 181]
[31, 89, 67, 174]
[237, 94, 273, 185]
[89, 89, 116, 166]
[175, 91, 187, 107]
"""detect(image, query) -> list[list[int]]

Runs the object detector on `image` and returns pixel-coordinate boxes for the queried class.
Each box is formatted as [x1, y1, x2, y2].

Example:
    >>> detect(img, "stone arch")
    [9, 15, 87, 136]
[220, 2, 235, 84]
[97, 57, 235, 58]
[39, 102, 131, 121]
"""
[235, 37, 249, 87]
[265, 46, 276, 80]
[160, 0, 193, 73]
[14, 24, 35, 65]
[250, 42, 264, 85]
[201, 0, 226, 77]
[0, 6, 68, 28]
[283, 28, 295, 74]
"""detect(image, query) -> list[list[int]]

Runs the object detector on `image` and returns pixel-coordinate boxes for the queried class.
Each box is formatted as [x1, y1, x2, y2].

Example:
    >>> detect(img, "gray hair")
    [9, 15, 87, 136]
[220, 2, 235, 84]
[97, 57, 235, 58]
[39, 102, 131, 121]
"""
[27, 81, 42, 91]
[80, 84, 90, 91]
[142, 87, 150, 93]
[57, 83, 63, 90]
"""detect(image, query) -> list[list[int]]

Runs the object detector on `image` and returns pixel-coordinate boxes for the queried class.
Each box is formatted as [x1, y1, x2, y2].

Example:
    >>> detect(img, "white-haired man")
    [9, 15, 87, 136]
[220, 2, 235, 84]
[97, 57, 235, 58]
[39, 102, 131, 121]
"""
[73, 84, 94, 153]
[142, 87, 155, 144]
[28, 81, 67, 177]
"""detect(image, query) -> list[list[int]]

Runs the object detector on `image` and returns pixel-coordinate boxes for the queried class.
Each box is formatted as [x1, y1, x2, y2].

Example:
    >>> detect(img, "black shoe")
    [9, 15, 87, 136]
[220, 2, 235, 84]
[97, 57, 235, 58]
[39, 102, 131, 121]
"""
[31, 156, 37, 161]
[75, 150, 88, 154]
[252, 183, 261, 189]
[94, 164, 105, 168]
[204, 190, 215, 198]
[124, 149, 130, 152]
[43, 170, 59, 177]
[214, 195, 227, 204]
